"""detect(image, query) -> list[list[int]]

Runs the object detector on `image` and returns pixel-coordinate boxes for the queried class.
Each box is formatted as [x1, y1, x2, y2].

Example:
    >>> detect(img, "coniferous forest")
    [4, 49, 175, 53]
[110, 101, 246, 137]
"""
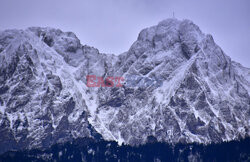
[0, 137, 249, 162]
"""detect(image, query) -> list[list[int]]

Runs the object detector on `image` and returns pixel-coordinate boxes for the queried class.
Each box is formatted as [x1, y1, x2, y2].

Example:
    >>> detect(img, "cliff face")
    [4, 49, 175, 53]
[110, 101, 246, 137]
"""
[93, 19, 250, 145]
[0, 19, 249, 153]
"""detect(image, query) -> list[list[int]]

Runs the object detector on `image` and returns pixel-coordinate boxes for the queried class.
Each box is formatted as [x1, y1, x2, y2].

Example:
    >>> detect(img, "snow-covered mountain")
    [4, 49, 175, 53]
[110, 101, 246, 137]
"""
[0, 18, 249, 153]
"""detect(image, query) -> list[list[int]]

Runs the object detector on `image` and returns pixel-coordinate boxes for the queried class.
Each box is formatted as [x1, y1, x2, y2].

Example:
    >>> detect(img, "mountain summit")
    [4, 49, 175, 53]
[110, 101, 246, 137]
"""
[0, 19, 249, 153]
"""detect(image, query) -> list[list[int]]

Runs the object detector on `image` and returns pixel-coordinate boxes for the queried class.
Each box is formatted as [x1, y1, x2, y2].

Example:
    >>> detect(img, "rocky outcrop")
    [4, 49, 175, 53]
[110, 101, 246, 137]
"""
[0, 18, 249, 153]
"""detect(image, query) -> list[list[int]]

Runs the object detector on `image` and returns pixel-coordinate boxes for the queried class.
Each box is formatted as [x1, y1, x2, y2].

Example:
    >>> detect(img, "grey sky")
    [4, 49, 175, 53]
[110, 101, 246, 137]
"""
[0, 0, 249, 67]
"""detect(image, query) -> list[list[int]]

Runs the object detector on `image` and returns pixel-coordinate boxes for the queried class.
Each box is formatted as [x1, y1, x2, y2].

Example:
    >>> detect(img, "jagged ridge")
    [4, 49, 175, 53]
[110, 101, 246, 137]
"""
[0, 18, 249, 154]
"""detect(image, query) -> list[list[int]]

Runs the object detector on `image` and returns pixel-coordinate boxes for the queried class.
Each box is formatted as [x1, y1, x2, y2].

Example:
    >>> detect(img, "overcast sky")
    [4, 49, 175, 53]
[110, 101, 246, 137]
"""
[0, 0, 249, 67]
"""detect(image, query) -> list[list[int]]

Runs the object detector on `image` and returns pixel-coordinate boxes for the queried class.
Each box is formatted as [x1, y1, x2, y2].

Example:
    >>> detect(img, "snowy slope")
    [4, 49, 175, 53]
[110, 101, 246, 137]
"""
[92, 19, 250, 145]
[0, 18, 249, 153]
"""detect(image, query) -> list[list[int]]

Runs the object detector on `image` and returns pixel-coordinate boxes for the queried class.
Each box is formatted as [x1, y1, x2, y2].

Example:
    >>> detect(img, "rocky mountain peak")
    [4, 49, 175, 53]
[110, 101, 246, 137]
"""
[0, 19, 249, 154]
[133, 19, 204, 59]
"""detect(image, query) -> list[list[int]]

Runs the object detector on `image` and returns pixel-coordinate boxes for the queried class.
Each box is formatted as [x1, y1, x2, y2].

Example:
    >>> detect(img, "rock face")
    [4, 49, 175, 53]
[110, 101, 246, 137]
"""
[0, 19, 249, 153]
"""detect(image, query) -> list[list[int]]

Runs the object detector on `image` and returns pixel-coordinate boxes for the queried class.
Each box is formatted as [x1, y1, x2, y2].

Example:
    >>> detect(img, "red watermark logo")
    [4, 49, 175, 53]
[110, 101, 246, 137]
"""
[86, 75, 124, 87]
[86, 75, 163, 88]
